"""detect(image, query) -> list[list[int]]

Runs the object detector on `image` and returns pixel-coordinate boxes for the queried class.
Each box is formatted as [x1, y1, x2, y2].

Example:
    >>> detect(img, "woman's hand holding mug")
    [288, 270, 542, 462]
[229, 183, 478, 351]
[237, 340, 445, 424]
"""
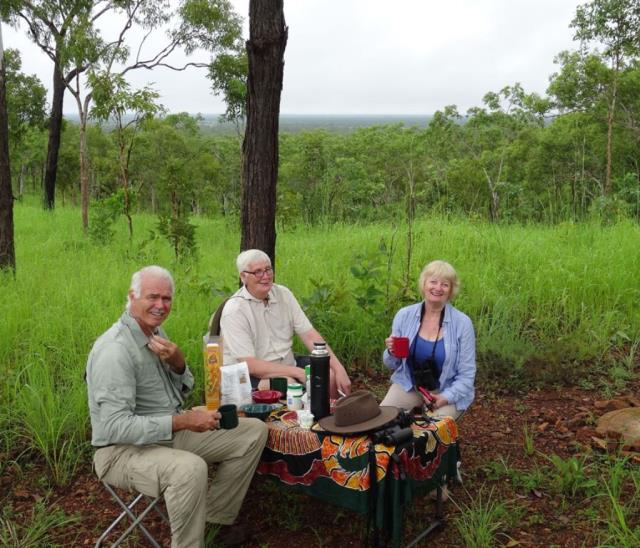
[386, 335, 410, 358]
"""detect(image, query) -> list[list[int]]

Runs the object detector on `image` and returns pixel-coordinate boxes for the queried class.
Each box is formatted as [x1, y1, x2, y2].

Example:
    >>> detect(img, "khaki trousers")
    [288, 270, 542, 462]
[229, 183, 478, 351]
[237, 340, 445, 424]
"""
[94, 418, 268, 548]
[380, 383, 464, 421]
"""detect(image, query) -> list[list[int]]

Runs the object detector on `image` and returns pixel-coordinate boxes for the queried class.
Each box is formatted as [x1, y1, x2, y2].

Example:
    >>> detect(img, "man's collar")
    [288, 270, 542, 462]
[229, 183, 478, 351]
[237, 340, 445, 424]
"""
[239, 284, 278, 303]
[121, 311, 153, 348]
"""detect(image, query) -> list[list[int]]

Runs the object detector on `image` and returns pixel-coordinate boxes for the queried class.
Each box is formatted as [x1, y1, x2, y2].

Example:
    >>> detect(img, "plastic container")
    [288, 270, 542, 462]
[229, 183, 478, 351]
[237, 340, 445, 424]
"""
[287, 383, 303, 410]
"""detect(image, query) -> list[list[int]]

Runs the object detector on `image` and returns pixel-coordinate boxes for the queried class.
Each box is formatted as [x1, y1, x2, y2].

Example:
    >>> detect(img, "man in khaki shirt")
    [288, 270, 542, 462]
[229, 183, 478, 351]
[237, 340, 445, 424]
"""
[87, 266, 268, 547]
[221, 249, 352, 397]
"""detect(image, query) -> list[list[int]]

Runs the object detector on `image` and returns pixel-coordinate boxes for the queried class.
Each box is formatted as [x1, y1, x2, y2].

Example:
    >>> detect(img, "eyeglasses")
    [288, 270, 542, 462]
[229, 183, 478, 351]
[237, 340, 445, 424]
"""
[243, 267, 273, 279]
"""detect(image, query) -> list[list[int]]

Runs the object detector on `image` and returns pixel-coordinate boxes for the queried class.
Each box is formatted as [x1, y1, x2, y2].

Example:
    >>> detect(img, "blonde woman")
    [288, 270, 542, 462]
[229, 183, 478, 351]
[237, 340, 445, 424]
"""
[381, 260, 476, 420]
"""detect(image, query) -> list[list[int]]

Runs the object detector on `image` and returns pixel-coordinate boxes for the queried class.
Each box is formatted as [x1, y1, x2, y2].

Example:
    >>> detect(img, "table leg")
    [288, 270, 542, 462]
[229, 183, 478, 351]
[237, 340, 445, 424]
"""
[403, 484, 446, 548]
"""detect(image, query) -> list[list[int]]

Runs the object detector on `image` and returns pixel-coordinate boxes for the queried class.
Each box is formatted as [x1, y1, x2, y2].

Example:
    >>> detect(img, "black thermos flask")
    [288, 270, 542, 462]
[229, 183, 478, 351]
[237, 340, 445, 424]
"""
[310, 341, 330, 420]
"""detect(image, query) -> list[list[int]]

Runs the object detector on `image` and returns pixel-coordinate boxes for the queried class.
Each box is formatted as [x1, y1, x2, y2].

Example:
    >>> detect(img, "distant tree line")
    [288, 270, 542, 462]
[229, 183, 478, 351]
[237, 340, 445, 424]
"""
[3, 0, 640, 268]
[9, 48, 640, 228]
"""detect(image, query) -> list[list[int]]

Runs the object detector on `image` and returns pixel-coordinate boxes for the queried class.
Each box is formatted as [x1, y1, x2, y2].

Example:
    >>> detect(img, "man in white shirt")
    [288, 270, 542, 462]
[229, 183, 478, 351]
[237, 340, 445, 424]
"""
[220, 249, 352, 397]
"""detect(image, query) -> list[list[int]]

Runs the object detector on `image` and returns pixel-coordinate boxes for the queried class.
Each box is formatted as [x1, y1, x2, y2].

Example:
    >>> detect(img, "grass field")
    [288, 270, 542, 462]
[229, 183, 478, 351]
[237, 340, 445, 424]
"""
[1, 200, 639, 483]
[1, 200, 639, 546]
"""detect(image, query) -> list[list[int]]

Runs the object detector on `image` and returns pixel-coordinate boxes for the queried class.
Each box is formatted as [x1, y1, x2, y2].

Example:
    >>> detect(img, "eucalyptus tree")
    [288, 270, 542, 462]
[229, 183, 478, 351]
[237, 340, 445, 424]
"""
[91, 73, 163, 239]
[0, 23, 14, 272]
[3, 0, 103, 209]
[3, 49, 47, 152]
[70, 0, 242, 232]
[4, 0, 243, 220]
[240, 0, 287, 266]
[547, 51, 612, 208]
[2, 48, 47, 201]
[208, 49, 247, 130]
[144, 115, 202, 259]
[424, 105, 465, 213]
[571, 0, 640, 196]
[462, 84, 550, 221]
[617, 60, 640, 145]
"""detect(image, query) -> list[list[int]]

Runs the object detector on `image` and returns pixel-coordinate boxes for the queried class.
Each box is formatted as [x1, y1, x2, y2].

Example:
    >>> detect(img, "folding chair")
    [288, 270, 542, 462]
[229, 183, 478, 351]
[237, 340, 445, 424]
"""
[95, 481, 169, 547]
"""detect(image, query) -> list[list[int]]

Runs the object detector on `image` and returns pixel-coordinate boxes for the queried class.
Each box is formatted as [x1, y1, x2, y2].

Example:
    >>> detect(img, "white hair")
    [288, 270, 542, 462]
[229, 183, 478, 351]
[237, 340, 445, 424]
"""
[126, 265, 175, 311]
[236, 249, 271, 274]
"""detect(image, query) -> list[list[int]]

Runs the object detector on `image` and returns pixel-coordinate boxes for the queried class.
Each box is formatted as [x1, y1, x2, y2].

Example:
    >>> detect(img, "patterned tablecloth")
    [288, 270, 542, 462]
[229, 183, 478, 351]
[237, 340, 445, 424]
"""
[257, 408, 459, 546]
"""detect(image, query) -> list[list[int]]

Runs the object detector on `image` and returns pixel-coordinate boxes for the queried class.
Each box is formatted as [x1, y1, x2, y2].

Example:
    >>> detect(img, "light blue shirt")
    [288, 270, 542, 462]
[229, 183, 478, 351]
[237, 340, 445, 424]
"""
[382, 302, 476, 411]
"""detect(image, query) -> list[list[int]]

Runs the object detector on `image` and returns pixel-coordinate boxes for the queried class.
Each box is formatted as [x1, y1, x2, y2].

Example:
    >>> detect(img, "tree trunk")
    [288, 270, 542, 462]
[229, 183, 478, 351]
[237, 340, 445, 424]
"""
[240, 0, 287, 266]
[19, 164, 25, 198]
[43, 60, 66, 210]
[119, 133, 133, 240]
[482, 167, 500, 222]
[604, 75, 617, 197]
[0, 29, 15, 272]
[77, 97, 90, 232]
[403, 161, 416, 299]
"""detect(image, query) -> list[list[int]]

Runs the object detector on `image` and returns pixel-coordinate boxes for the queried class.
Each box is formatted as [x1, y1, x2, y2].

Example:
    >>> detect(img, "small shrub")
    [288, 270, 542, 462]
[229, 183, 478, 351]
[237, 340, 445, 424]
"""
[546, 455, 598, 499]
[88, 190, 125, 244]
[451, 485, 511, 547]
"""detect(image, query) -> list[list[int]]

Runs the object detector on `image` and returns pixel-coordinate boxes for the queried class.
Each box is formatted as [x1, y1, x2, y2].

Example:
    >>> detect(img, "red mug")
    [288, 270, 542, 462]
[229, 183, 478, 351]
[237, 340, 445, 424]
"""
[391, 336, 410, 358]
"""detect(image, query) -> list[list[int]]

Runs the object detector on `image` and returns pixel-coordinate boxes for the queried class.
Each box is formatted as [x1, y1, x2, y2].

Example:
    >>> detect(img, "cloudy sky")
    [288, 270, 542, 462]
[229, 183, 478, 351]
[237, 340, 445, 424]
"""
[4, 0, 584, 115]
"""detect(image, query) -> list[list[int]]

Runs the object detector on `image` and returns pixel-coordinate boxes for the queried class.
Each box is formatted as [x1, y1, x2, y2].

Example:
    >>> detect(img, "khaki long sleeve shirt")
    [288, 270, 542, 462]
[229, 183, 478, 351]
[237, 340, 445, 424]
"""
[86, 312, 194, 447]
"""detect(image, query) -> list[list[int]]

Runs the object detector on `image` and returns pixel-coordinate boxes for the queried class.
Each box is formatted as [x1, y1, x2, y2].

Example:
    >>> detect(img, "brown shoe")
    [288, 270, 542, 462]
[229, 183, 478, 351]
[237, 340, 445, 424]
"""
[206, 522, 255, 547]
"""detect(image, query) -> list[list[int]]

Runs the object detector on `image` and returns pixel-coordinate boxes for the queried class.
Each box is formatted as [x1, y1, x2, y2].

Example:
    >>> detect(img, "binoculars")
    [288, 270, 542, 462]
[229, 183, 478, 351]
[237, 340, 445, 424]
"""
[372, 410, 414, 445]
[413, 358, 438, 391]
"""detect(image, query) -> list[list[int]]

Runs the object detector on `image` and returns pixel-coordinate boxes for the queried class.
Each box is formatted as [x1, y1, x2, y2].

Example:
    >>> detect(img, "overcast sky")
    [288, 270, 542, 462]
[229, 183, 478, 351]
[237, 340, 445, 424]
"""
[4, 0, 584, 115]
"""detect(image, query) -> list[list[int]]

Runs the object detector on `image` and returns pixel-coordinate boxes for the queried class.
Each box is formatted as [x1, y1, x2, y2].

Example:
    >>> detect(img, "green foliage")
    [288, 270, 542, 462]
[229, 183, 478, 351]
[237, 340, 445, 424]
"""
[90, 73, 163, 126]
[15, 356, 88, 486]
[594, 456, 640, 547]
[350, 253, 386, 312]
[571, 0, 640, 64]
[481, 457, 545, 494]
[451, 486, 511, 547]
[7, 0, 640, 228]
[546, 455, 599, 499]
[301, 278, 350, 329]
[3, 203, 640, 482]
[178, 0, 243, 53]
[88, 189, 125, 244]
[157, 212, 198, 260]
[208, 51, 247, 124]
[3, 49, 47, 148]
[0, 500, 80, 548]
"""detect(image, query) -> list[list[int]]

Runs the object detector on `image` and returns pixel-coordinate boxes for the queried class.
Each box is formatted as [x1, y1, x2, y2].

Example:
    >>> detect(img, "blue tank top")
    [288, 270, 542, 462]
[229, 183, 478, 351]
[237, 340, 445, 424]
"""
[413, 336, 446, 387]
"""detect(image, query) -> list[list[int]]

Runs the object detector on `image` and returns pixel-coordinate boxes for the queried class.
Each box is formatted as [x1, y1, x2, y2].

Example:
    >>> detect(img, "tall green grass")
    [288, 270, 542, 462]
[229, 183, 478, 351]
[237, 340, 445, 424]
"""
[1, 201, 639, 482]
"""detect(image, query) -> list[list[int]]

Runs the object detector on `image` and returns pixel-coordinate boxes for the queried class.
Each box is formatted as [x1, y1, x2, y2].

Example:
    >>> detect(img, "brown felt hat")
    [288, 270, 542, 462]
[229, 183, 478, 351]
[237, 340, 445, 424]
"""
[318, 390, 399, 434]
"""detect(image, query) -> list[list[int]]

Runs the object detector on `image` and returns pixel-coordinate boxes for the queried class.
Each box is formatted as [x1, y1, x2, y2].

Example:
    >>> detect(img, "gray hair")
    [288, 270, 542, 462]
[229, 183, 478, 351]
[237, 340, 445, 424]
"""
[126, 265, 175, 310]
[236, 249, 271, 274]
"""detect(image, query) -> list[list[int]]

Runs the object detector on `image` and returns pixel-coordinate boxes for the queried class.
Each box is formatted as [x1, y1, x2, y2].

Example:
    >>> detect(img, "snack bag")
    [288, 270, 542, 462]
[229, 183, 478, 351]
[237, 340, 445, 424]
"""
[220, 362, 252, 407]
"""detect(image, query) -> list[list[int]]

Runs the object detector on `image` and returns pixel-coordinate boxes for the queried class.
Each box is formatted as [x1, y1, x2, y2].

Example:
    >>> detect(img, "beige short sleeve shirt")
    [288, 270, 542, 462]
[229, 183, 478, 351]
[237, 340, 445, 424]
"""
[220, 284, 313, 366]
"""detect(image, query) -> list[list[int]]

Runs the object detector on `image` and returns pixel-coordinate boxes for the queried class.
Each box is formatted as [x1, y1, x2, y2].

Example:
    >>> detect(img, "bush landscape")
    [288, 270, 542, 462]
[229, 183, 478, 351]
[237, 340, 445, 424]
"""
[2, 1, 640, 545]
[1, 201, 639, 546]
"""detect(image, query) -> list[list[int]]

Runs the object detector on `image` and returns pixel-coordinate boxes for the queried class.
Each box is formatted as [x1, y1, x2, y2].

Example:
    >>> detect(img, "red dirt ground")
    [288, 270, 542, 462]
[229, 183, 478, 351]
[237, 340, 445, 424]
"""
[2, 378, 638, 547]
